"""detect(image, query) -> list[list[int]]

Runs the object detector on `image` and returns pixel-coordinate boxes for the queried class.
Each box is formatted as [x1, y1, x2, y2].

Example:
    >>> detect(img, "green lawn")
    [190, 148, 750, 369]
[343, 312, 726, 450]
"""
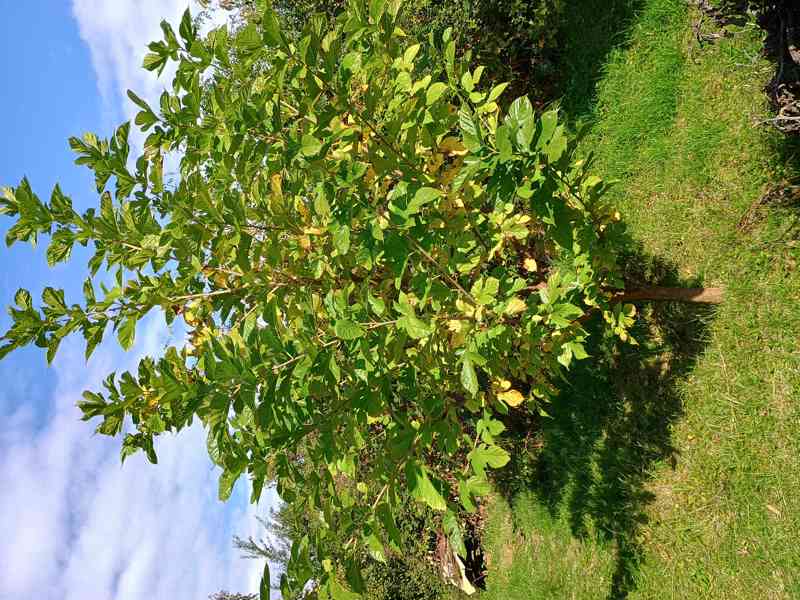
[480, 0, 800, 598]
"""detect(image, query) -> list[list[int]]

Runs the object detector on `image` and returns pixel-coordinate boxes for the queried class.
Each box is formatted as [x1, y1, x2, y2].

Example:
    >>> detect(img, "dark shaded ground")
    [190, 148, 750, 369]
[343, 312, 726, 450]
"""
[494, 244, 716, 599]
[554, 0, 645, 123]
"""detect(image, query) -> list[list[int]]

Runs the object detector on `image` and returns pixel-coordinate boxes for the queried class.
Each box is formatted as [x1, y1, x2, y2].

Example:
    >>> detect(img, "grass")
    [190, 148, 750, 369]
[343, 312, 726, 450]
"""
[479, 0, 800, 598]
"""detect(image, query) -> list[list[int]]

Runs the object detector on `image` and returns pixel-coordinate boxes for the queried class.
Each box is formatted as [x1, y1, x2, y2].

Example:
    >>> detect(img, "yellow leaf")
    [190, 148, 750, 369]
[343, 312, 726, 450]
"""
[299, 235, 311, 250]
[523, 258, 538, 272]
[493, 378, 511, 392]
[447, 319, 464, 332]
[426, 153, 444, 175]
[498, 389, 525, 407]
[450, 330, 466, 348]
[304, 227, 324, 235]
[505, 296, 527, 315]
[455, 298, 475, 318]
[438, 136, 467, 156]
[439, 165, 461, 187]
[295, 198, 309, 218]
[270, 173, 283, 199]
[212, 272, 229, 288]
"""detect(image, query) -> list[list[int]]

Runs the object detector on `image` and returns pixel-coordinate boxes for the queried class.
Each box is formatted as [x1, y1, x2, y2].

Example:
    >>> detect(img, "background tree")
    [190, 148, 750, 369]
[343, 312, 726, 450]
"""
[210, 592, 258, 600]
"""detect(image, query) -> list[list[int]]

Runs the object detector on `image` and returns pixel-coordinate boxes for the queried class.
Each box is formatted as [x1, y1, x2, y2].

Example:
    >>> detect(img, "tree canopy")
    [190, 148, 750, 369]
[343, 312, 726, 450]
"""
[1, 1, 635, 597]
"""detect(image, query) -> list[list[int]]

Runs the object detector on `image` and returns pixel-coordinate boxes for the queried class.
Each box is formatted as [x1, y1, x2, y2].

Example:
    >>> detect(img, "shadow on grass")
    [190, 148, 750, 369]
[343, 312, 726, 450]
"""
[554, 0, 645, 123]
[494, 246, 717, 600]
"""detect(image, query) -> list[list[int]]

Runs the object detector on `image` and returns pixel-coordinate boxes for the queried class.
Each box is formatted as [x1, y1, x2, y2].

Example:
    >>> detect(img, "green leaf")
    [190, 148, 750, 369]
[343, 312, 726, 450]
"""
[179, 8, 195, 44]
[237, 23, 262, 54]
[260, 561, 271, 600]
[46, 229, 74, 266]
[367, 293, 386, 316]
[314, 186, 332, 219]
[369, 0, 387, 22]
[142, 52, 167, 73]
[366, 532, 386, 563]
[461, 356, 478, 396]
[459, 107, 480, 150]
[470, 276, 499, 306]
[537, 109, 558, 150]
[376, 502, 402, 546]
[346, 560, 365, 594]
[547, 126, 568, 163]
[334, 319, 366, 340]
[509, 96, 535, 148]
[443, 511, 467, 557]
[469, 443, 510, 477]
[117, 315, 138, 350]
[407, 186, 442, 214]
[46, 334, 63, 365]
[549, 302, 583, 328]
[397, 314, 431, 339]
[460, 71, 474, 93]
[329, 579, 360, 600]
[333, 224, 350, 255]
[508, 96, 533, 124]
[301, 134, 323, 157]
[403, 43, 420, 64]
[496, 124, 513, 162]
[425, 82, 448, 106]
[405, 462, 447, 511]
[42, 287, 67, 314]
[218, 466, 241, 501]
[14, 288, 31, 310]
[488, 82, 510, 103]
[570, 341, 589, 360]
[262, 7, 283, 47]
[126, 89, 154, 114]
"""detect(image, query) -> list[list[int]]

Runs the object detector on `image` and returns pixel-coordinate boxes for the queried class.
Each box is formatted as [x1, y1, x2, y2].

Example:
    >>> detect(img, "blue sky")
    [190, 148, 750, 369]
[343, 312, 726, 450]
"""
[0, 2, 277, 599]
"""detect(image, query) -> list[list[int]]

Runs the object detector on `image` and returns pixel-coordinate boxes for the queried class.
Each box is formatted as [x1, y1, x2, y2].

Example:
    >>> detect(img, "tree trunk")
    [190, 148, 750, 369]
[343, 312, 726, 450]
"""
[617, 286, 724, 304]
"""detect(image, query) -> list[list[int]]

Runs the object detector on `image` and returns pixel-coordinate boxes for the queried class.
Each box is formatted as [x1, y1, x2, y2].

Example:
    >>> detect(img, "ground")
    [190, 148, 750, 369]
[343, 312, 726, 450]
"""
[478, 0, 800, 598]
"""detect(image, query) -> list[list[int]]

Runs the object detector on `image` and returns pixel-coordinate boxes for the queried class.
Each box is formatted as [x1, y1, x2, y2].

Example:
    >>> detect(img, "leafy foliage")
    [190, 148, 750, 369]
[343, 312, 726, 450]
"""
[206, 0, 564, 91]
[238, 500, 449, 600]
[0, 1, 632, 597]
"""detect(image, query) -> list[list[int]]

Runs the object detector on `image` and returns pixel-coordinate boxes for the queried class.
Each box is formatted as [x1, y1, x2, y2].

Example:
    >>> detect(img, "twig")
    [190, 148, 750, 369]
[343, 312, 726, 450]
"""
[408, 238, 478, 305]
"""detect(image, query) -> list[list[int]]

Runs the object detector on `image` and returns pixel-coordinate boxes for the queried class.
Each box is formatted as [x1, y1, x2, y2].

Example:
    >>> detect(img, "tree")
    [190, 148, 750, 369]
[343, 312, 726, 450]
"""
[210, 593, 258, 600]
[0, 1, 719, 598]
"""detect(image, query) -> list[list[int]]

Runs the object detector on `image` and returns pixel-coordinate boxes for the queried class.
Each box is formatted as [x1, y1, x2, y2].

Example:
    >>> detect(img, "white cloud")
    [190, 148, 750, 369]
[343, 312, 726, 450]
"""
[0, 4, 278, 599]
[0, 315, 270, 600]
[72, 0, 226, 122]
